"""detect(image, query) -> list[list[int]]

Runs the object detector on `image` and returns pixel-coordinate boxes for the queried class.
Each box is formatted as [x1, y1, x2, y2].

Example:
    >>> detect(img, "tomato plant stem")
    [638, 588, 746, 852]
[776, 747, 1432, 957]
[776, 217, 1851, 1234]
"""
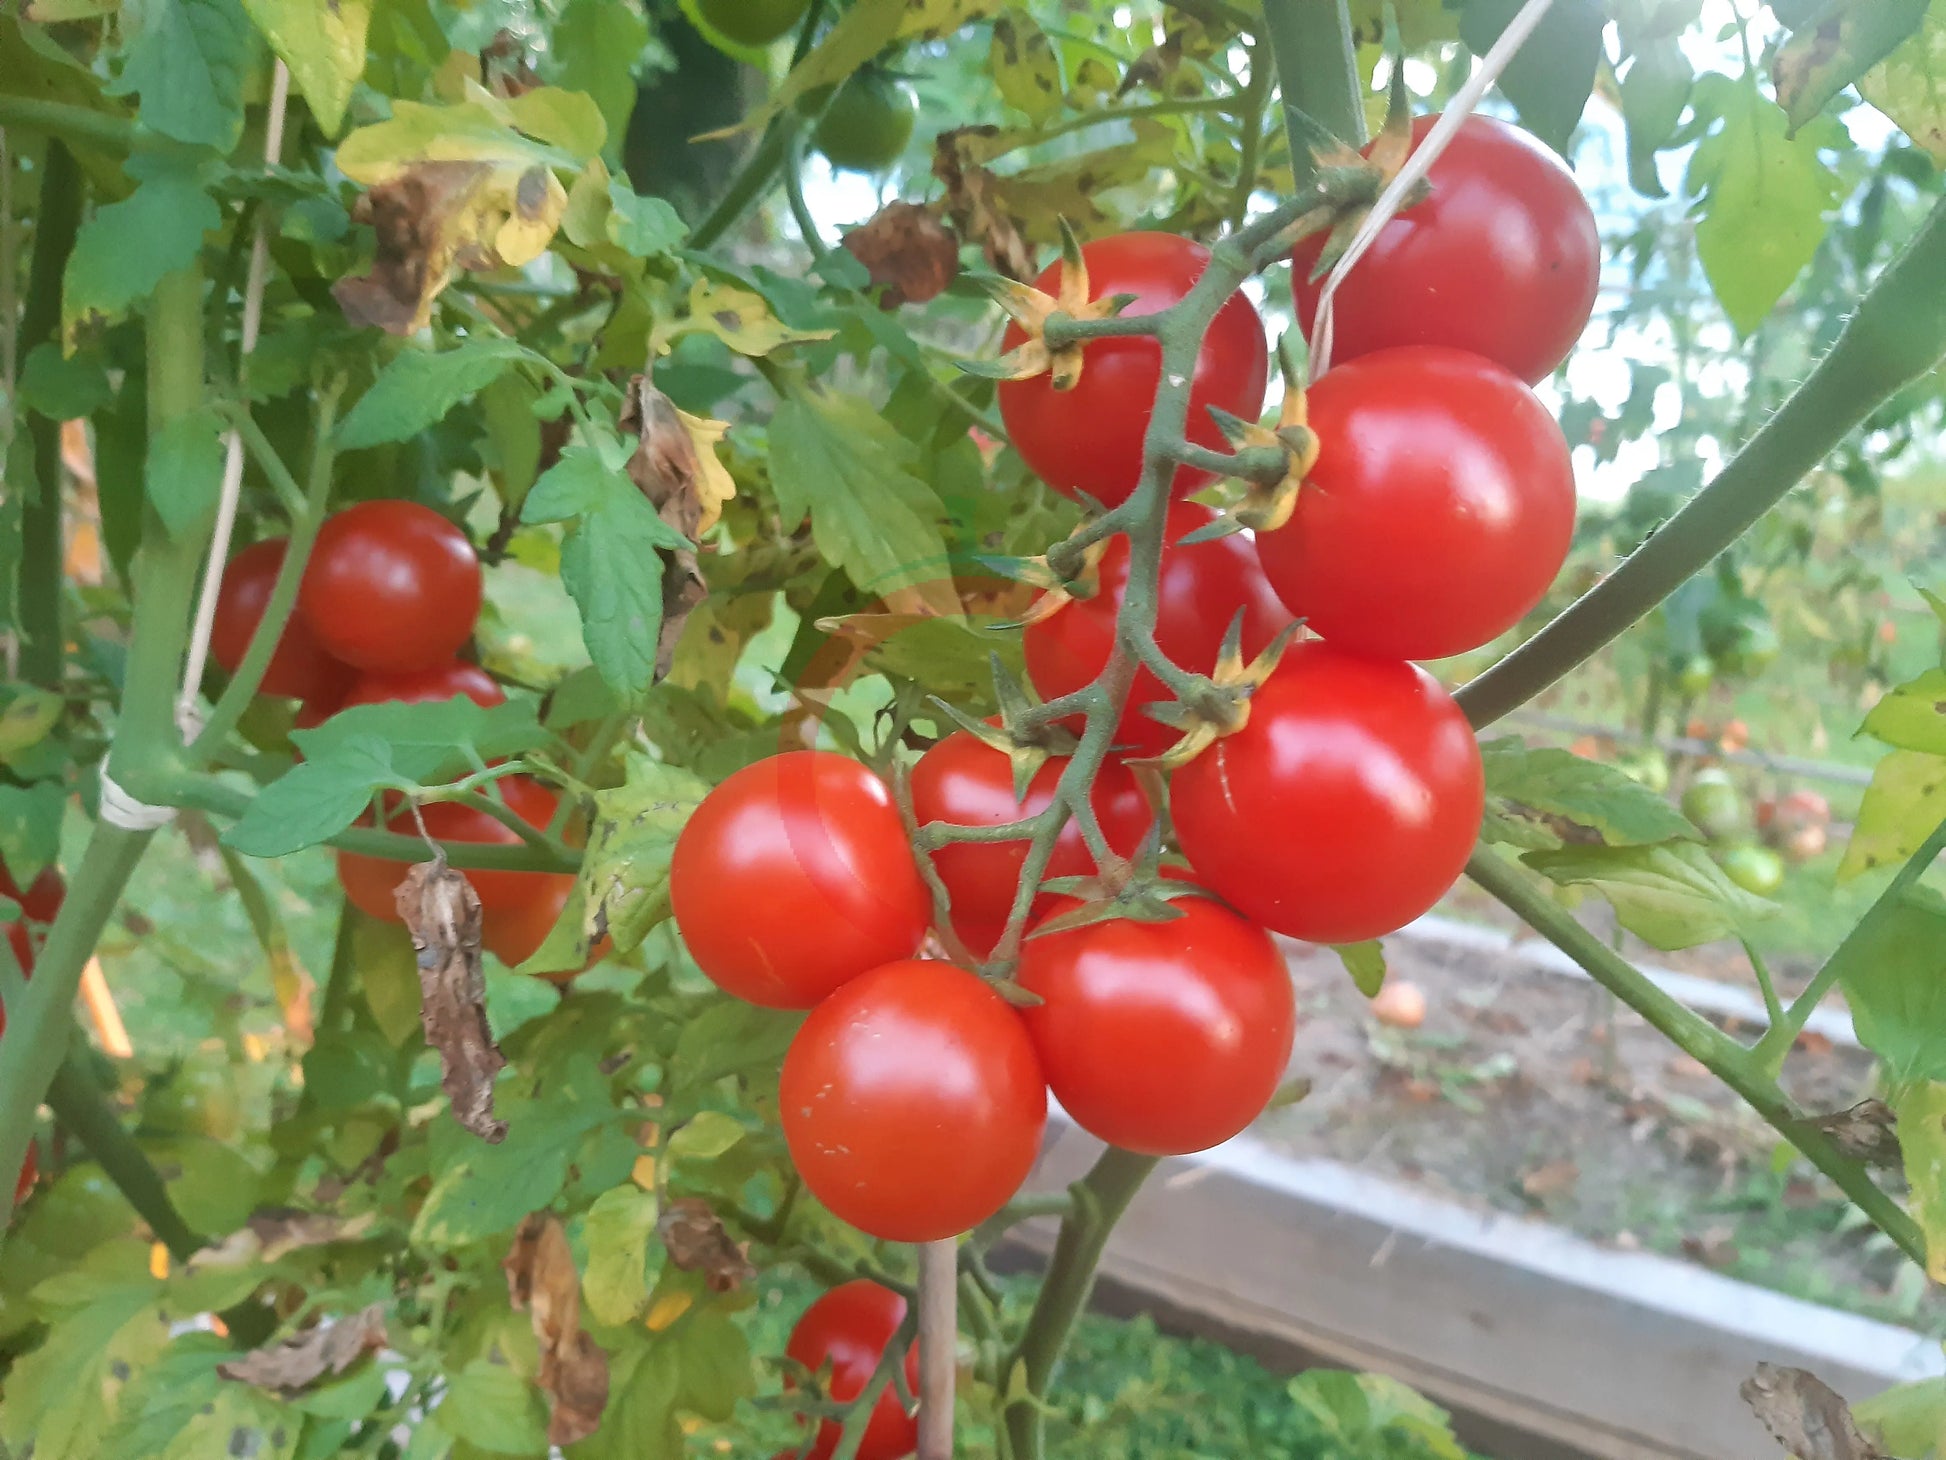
[1227, 40, 1274, 228]
[1458, 193, 1946, 730]
[1002, 1146, 1158, 1460]
[44, 1056, 201, 1258]
[1259, 0, 1366, 178]
[0, 95, 137, 154]
[17, 140, 81, 689]
[1465, 847, 1926, 1265]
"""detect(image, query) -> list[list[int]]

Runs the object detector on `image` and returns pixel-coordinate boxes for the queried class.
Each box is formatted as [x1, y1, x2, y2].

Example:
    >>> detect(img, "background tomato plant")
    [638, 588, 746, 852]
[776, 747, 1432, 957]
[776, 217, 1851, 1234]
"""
[0, 0, 1944, 1457]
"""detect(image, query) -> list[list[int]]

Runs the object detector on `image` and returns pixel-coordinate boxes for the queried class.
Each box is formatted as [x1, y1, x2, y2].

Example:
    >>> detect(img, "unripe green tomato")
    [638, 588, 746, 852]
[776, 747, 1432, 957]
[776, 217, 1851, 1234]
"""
[695, 0, 808, 48]
[1681, 768, 1747, 843]
[1720, 842, 1785, 897]
[1615, 748, 1670, 795]
[814, 73, 917, 172]
[142, 1056, 245, 1142]
[1673, 654, 1715, 698]
[1718, 619, 1780, 678]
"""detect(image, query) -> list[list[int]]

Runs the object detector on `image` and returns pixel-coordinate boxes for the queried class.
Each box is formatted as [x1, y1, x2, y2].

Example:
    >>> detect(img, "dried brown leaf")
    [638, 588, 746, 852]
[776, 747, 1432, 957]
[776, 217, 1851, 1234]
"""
[191, 1210, 380, 1271]
[619, 376, 721, 679]
[396, 853, 505, 1142]
[933, 131, 1036, 281]
[1797, 1099, 1902, 1168]
[657, 1196, 755, 1292]
[504, 1215, 610, 1446]
[1742, 1364, 1884, 1460]
[218, 1304, 388, 1393]
[842, 202, 961, 308]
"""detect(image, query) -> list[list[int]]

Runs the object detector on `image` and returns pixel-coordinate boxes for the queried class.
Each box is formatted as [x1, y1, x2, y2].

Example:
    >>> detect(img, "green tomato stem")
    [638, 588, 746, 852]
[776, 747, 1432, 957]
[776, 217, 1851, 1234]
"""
[0, 95, 138, 155]
[1259, 0, 1366, 180]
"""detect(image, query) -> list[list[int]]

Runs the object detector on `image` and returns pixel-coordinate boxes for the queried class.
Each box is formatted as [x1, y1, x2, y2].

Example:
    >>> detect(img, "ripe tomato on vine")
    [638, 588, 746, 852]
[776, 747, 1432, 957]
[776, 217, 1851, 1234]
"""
[784, 1281, 920, 1460]
[298, 500, 484, 676]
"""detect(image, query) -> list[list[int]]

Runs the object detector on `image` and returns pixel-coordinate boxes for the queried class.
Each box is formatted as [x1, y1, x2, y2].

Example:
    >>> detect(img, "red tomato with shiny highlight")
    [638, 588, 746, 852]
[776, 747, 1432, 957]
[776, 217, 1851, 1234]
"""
[671, 752, 929, 1008]
[785, 1281, 920, 1460]
[999, 233, 1269, 507]
[340, 660, 505, 712]
[1254, 347, 1576, 662]
[780, 960, 1046, 1241]
[1292, 113, 1600, 384]
[1171, 642, 1484, 944]
[1024, 503, 1290, 754]
[298, 500, 483, 675]
[210, 538, 353, 702]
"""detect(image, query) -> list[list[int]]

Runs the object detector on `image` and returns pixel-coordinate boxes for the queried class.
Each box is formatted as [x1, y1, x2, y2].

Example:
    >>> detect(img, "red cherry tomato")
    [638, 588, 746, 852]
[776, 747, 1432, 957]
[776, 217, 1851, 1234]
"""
[671, 752, 929, 1009]
[209, 538, 353, 702]
[1255, 347, 1576, 662]
[336, 775, 568, 929]
[1292, 113, 1600, 384]
[1172, 642, 1484, 944]
[2, 863, 62, 975]
[998, 234, 1269, 507]
[780, 960, 1046, 1241]
[339, 661, 506, 712]
[1018, 891, 1294, 1155]
[1024, 503, 1290, 755]
[785, 1282, 920, 1460]
[298, 501, 483, 675]
[909, 730, 1152, 956]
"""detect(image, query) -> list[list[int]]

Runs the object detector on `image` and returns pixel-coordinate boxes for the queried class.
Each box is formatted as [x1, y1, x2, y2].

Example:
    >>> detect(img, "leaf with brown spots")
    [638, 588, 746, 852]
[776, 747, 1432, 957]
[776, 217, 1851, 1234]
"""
[504, 1214, 610, 1446]
[842, 202, 961, 308]
[396, 852, 506, 1142]
[934, 130, 1036, 280]
[1743, 1364, 1884, 1460]
[657, 1196, 756, 1292]
[218, 1305, 388, 1393]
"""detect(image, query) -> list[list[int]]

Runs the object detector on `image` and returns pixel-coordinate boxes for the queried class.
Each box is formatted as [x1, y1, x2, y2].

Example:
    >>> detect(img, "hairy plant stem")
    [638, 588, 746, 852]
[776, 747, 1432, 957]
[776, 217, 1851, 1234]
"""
[17, 141, 82, 689]
[0, 267, 210, 1235]
[1458, 193, 1946, 730]
[1259, 0, 1365, 178]
[1466, 848, 1925, 1266]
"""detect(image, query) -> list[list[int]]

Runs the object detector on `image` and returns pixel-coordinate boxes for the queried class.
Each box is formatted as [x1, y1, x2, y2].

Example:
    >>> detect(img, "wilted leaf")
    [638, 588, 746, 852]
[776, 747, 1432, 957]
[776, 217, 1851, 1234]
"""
[619, 375, 729, 678]
[657, 1196, 755, 1292]
[991, 13, 1063, 122]
[657, 277, 835, 358]
[933, 129, 1042, 278]
[397, 853, 506, 1142]
[1481, 739, 1699, 850]
[218, 1304, 387, 1393]
[1742, 1363, 1883, 1460]
[1774, 0, 1931, 132]
[188, 1210, 380, 1272]
[503, 1214, 610, 1446]
[842, 202, 961, 307]
[1795, 1100, 1901, 1167]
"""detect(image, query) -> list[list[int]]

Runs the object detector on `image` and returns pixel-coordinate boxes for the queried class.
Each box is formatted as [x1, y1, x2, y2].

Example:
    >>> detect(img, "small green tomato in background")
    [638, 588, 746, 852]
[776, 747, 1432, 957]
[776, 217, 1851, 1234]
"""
[1615, 747, 1671, 795]
[1681, 768, 1747, 843]
[815, 72, 918, 172]
[696, 0, 808, 48]
[142, 1054, 246, 1142]
[1674, 653, 1716, 698]
[1720, 842, 1785, 897]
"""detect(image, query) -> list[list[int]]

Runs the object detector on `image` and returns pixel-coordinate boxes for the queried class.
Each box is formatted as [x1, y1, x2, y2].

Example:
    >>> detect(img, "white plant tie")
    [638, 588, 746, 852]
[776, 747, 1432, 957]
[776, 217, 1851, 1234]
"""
[1308, 0, 1559, 378]
[101, 61, 292, 832]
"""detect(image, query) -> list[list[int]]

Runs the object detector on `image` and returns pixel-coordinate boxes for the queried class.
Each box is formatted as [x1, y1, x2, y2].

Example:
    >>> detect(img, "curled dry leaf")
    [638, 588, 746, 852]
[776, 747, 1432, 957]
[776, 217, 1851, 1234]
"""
[504, 1214, 611, 1447]
[657, 1195, 756, 1293]
[1741, 1363, 1883, 1460]
[934, 130, 1036, 281]
[619, 375, 734, 680]
[190, 1210, 380, 1271]
[396, 852, 506, 1143]
[842, 202, 961, 308]
[1797, 1099, 1902, 1168]
[218, 1304, 388, 1394]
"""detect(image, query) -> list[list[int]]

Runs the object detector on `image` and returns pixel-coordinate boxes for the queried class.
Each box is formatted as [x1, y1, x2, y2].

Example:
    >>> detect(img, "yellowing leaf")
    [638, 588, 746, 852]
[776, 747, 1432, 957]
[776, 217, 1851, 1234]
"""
[676, 409, 736, 534]
[1861, 3, 1946, 161]
[238, 0, 371, 137]
[654, 278, 834, 358]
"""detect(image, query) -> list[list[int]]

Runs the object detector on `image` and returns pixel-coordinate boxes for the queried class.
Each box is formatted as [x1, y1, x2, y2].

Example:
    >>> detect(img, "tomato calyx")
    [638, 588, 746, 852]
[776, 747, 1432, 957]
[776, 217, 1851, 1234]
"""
[1295, 69, 1429, 286]
[1131, 616, 1303, 770]
[926, 696, 1079, 805]
[967, 221, 1139, 391]
[1202, 337, 1320, 534]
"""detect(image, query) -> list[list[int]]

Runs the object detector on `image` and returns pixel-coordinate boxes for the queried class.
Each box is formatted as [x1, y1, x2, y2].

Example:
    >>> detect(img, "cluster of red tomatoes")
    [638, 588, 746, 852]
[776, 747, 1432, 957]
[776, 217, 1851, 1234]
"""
[0, 857, 66, 1209]
[212, 500, 572, 965]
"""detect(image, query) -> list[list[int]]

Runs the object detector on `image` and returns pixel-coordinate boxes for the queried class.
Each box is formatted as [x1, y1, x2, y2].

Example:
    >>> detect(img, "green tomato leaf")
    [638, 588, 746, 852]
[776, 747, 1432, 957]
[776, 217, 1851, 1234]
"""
[0, 780, 67, 885]
[675, 1309, 755, 1423]
[435, 1361, 550, 1454]
[62, 168, 221, 346]
[237, 0, 371, 136]
[17, 342, 112, 420]
[1457, 0, 1603, 152]
[581, 1185, 661, 1328]
[1332, 941, 1386, 998]
[355, 914, 426, 1048]
[991, 14, 1063, 124]
[336, 338, 531, 451]
[0, 686, 63, 761]
[770, 391, 958, 614]
[575, 1341, 681, 1460]
[1829, 885, 1946, 1086]
[295, 696, 545, 782]
[1840, 749, 1946, 882]
[105, 0, 251, 149]
[1521, 840, 1776, 950]
[580, 753, 711, 954]
[669, 997, 799, 1097]
[1896, 1079, 1946, 1283]
[221, 736, 395, 858]
[544, 0, 651, 162]
[1479, 738, 1700, 851]
[1620, 40, 1692, 197]
[145, 406, 226, 541]
[1861, 667, 1946, 755]
[413, 1081, 614, 1247]
[1774, 0, 1931, 131]
[1854, 1375, 1946, 1458]
[1685, 77, 1840, 335]
[1860, 1, 1946, 161]
[666, 1111, 744, 1164]
[504, 87, 609, 162]
[605, 175, 687, 257]
[1287, 1370, 1468, 1460]
[96, 1335, 225, 1460]
[523, 441, 688, 708]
